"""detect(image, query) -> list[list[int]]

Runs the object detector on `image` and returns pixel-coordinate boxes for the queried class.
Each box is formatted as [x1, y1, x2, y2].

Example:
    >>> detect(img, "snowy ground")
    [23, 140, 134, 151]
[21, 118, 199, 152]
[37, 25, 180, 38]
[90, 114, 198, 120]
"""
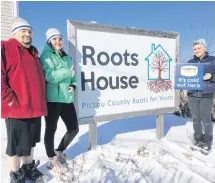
[1, 114, 215, 183]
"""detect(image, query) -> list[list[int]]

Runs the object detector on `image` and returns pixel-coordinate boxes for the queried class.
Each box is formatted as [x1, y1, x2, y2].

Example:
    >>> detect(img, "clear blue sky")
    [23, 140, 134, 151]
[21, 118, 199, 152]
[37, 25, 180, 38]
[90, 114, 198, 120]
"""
[19, 1, 215, 61]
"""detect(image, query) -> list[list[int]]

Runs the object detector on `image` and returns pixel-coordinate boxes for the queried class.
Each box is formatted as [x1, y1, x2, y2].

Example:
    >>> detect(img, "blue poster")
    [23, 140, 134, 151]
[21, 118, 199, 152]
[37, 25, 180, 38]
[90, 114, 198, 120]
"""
[175, 63, 204, 90]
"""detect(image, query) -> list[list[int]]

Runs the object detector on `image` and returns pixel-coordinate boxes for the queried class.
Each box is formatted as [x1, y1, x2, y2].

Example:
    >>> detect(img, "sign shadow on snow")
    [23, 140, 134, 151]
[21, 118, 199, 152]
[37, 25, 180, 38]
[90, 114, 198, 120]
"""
[65, 114, 187, 159]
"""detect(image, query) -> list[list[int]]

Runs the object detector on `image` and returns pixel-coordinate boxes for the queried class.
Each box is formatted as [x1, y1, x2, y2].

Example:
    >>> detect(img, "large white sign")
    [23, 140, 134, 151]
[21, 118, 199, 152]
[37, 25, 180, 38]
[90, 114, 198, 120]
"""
[68, 23, 178, 120]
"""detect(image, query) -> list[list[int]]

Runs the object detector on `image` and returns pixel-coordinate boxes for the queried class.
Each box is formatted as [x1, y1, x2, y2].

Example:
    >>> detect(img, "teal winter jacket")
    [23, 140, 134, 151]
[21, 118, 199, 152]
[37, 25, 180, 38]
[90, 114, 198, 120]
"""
[40, 44, 77, 103]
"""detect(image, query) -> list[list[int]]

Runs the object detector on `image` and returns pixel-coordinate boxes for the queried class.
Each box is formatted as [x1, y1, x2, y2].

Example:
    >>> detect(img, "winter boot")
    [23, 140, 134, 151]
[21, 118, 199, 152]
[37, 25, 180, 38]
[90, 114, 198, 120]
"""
[193, 134, 204, 147]
[200, 135, 213, 155]
[190, 134, 204, 151]
[56, 151, 68, 165]
[47, 156, 69, 174]
[9, 168, 25, 183]
[21, 160, 46, 183]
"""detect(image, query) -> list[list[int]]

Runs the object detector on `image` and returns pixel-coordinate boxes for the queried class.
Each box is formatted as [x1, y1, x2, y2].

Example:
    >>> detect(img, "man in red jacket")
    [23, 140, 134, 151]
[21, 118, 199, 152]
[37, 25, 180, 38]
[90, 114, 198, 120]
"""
[1, 17, 48, 183]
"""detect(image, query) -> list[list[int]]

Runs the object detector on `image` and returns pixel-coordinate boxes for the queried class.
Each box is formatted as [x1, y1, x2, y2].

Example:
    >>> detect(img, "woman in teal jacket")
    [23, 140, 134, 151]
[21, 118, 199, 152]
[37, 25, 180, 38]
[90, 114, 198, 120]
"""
[40, 28, 78, 173]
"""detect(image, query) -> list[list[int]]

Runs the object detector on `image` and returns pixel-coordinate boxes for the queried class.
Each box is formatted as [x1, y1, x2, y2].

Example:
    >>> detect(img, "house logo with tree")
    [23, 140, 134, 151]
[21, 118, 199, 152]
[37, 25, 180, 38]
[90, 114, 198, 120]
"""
[145, 44, 173, 93]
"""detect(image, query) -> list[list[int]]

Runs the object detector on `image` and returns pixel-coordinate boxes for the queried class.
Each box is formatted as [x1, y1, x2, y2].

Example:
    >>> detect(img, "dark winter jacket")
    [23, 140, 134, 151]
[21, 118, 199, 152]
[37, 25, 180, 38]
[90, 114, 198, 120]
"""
[187, 53, 215, 98]
[1, 38, 48, 118]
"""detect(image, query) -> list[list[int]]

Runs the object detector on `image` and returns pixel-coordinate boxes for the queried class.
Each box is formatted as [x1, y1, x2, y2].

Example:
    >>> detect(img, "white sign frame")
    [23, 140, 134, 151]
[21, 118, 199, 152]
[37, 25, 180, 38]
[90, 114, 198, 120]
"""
[67, 20, 180, 149]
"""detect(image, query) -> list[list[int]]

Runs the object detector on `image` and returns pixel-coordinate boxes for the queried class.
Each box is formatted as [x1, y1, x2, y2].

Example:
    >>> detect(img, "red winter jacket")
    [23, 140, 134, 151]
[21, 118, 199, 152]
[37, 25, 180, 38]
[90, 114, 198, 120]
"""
[1, 38, 48, 118]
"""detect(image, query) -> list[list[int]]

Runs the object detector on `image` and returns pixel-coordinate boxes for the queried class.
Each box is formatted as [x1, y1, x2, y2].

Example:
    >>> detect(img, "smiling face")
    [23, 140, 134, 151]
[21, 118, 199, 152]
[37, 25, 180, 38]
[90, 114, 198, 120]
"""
[13, 29, 32, 48]
[193, 43, 206, 59]
[50, 37, 63, 51]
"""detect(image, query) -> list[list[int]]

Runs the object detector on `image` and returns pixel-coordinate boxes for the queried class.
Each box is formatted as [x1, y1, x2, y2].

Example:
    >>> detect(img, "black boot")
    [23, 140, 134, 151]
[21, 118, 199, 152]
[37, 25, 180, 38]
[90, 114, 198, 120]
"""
[202, 141, 212, 152]
[9, 168, 25, 183]
[21, 160, 46, 183]
[193, 133, 204, 148]
[201, 135, 213, 155]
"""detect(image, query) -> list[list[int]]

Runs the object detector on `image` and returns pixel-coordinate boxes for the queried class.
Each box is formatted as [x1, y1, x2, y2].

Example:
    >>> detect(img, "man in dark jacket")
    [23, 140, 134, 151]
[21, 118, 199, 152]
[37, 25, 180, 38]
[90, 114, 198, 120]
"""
[1, 17, 48, 183]
[187, 39, 215, 154]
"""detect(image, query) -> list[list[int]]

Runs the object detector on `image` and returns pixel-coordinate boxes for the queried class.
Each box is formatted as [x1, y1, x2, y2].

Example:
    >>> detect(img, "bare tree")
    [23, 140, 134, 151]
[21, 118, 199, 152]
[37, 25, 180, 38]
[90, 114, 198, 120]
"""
[147, 50, 172, 93]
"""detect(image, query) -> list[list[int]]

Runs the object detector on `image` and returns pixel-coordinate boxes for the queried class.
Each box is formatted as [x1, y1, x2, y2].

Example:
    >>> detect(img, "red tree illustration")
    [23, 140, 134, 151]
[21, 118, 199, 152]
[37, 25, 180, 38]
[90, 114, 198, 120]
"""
[147, 51, 172, 93]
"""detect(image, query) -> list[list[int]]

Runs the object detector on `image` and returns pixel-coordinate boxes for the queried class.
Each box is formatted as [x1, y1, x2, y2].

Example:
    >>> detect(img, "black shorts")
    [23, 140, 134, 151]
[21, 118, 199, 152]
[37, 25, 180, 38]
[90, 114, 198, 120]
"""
[5, 117, 41, 157]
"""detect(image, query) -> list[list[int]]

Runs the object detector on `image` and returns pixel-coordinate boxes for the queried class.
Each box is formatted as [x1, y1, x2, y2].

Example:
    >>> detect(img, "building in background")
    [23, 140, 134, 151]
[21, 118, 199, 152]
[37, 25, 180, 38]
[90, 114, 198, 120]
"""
[1, 1, 19, 40]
